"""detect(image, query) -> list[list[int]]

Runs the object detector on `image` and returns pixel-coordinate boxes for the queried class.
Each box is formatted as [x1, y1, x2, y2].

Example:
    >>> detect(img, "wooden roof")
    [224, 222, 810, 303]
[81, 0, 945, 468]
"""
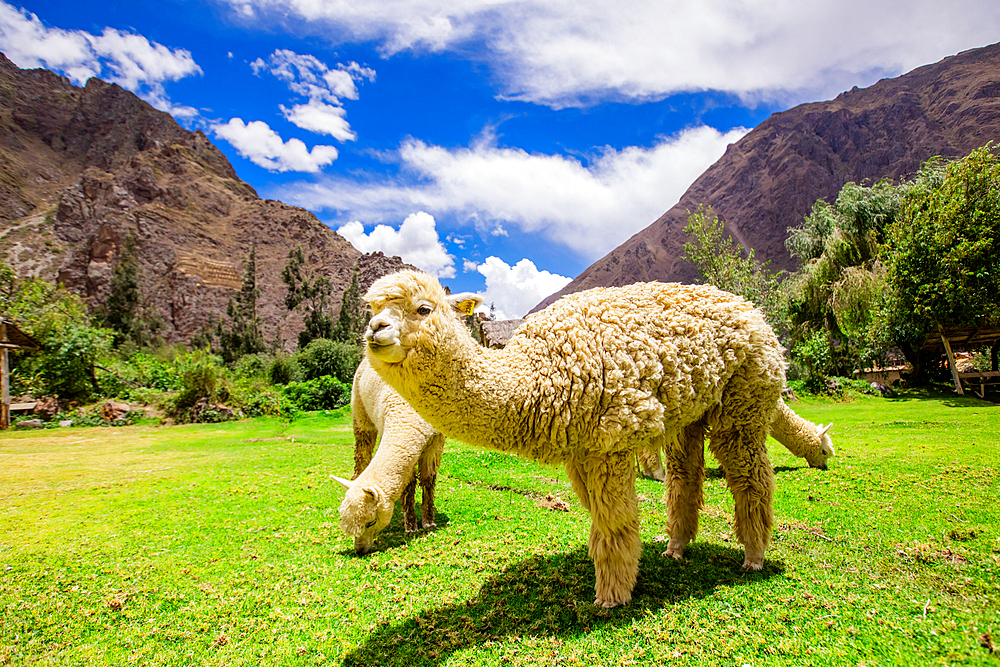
[1, 320, 39, 349]
[920, 326, 1000, 353]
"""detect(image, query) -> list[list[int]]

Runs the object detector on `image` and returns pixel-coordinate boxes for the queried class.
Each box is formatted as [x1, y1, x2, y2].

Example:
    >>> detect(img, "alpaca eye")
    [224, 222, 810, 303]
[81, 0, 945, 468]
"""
[365, 518, 377, 528]
[417, 305, 432, 316]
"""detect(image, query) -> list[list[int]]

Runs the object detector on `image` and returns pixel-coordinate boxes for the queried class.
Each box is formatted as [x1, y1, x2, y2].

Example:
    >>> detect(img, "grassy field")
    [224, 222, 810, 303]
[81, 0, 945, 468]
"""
[1, 391, 998, 666]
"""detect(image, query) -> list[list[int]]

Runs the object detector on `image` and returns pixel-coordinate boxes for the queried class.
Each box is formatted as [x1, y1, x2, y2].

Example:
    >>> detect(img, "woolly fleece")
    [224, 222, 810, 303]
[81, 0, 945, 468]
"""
[364, 270, 787, 607]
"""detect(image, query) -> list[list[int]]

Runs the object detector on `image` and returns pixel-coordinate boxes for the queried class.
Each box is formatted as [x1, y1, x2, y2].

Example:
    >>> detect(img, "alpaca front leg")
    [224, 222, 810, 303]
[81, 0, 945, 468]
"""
[582, 452, 642, 608]
[664, 423, 705, 561]
[352, 426, 377, 479]
[418, 434, 444, 529]
[401, 475, 419, 533]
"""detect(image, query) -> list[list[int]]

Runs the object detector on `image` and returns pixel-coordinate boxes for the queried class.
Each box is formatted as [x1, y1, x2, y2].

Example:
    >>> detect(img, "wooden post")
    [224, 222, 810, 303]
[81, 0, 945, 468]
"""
[939, 331, 964, 395]
[1, 322, 9, 430]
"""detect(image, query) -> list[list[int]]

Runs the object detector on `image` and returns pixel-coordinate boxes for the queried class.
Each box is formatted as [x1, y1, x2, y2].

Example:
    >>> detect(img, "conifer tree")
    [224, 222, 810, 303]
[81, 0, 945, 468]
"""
[332, 262, 365, 345]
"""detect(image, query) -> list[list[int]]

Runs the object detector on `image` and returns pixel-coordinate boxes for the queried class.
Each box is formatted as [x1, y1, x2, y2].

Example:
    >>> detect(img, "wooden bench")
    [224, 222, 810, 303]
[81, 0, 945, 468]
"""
[8, 402, 37, 413]
[957, 371, 1000, 399]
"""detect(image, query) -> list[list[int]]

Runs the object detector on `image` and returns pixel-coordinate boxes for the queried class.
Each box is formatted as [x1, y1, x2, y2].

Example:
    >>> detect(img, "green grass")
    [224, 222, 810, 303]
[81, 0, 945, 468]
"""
[1, 393, 998, 666]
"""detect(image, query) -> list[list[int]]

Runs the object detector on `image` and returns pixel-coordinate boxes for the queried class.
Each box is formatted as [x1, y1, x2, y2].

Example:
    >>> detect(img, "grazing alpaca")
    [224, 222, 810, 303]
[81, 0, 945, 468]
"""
[362, 270, 807, 607]
[637, 400, 835, 480]
[332, 358, 444, 555]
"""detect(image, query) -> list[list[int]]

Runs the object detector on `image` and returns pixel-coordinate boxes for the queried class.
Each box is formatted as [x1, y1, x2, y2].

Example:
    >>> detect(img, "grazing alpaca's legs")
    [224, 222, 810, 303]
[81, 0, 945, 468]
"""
[418, 433, 444, 529]
[400, 472, 419, 533]
[352, 420, 377, 480]
[637, 442, 666, 481]
[568, 451, 642, 607]
[663, 423, 706, 560]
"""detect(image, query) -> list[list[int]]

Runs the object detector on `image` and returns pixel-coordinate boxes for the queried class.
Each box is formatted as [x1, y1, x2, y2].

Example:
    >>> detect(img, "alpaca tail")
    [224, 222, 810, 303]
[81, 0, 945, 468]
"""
[770, 399, 835, 469]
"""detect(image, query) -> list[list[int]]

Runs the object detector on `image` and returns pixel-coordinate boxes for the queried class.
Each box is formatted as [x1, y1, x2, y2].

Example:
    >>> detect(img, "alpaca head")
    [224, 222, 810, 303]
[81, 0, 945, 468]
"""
[332, 476, 394, 555]
[805, 423, 836, 470]
[363, 270, 482, 367]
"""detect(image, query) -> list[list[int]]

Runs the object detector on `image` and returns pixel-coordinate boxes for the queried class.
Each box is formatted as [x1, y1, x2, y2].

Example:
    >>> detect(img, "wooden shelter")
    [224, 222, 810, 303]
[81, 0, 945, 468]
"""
[1, 320, 39, 429]
[923, 325, 1000, 397]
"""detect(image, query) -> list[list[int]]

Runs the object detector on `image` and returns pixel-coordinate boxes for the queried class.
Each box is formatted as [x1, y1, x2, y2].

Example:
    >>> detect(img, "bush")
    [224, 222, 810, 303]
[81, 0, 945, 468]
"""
[229, 377, 295, 419]
[281, 375, 351, 411]
[295, 338, 362, 383]
[267, 354, 303, 385]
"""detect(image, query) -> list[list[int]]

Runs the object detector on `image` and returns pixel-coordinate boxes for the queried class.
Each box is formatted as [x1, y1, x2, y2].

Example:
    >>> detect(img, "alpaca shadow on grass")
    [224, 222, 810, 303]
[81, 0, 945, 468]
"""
[703, 465, 804, 480]
[341, 541, 783, 667]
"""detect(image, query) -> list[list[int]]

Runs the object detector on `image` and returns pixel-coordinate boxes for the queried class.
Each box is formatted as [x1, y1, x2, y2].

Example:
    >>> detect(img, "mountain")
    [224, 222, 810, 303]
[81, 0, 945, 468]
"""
[534, 42, 1000, 311]
[0, 52, 410, 348]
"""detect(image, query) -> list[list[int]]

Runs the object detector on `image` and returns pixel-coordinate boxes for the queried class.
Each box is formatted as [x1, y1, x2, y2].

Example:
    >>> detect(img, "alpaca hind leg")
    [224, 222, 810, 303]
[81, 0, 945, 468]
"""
[664, 423, 705, 560]
[418, 433, 444, 529]
[708, 427, 774, 570]
[576, 452, 642, 608]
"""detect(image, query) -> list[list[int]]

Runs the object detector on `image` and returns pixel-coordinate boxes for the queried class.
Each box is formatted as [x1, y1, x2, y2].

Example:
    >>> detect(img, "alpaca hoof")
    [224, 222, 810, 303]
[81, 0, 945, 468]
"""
[742, 557, 764, 571]
[422, 522, 437, 530]
[663, 538, 688, 561]
[595, 596, 625, 608]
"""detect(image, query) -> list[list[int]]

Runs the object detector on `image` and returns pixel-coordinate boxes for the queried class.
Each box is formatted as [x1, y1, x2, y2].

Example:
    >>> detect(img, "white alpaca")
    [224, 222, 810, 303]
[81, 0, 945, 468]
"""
[332, 358, 444, 555]
[637, 399, 835, 480]
[362, 270, 813, 607]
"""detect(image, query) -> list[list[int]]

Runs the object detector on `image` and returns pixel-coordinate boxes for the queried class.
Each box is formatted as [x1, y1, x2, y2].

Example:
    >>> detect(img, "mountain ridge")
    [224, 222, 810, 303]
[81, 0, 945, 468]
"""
[533, 42, 1000, 311]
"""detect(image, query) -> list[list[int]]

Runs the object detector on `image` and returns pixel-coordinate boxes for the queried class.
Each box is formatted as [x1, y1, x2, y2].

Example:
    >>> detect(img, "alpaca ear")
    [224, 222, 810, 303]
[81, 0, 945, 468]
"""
[363, 487, 378, 503]
[330, 475, 353, 490]
[818, 423, 833, 437]
[448, 292, 484, 316]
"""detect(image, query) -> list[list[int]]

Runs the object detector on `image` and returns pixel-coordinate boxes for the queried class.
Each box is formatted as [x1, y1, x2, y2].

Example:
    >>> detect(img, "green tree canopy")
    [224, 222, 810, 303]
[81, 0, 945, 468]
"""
[879, 146, 1000, 371]
[681, 204, 787, 336]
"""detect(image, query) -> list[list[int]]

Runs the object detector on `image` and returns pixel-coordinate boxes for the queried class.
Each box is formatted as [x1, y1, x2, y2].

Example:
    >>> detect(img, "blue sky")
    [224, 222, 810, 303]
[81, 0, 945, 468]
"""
[3, 0, 999, 318]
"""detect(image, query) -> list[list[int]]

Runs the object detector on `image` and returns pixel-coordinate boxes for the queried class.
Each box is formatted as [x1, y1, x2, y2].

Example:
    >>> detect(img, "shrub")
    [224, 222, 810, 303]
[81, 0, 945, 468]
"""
[281, 375, 351, 411]
[267, 354, 303, 385]
[295, 338, 361, 384]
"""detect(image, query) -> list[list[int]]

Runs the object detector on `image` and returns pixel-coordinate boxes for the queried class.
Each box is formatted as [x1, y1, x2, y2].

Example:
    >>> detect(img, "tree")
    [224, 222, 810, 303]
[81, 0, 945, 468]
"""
[681, 205, 787, 336]
[878, 146, 1000, 378]
[219, 245, 265, 363]
[100, 232, 161, 349]
[332, 262, 366, 346]
[783, 180, 905, 379]
[0, 266, 113, 398]
[282, 245, 334, 348]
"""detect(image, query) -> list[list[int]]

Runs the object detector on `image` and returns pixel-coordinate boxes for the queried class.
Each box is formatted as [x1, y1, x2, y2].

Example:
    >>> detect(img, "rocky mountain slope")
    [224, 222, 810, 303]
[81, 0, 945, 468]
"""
[0, 52, 409, 349]
[534, 41, 1000, 311]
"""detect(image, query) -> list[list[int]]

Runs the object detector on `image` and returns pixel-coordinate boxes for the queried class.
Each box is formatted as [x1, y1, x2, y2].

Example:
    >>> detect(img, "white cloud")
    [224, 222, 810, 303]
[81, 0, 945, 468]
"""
[252, 48, 373, 139]
[0, 2, 200, 113]
[280, 100, 356, 141]
[283, 124, 747, 260]
[219, 0, 1000, 108]
[337, 212, 456, 278]
[476, 256, 571, 319]
[211, 118, 339, 172]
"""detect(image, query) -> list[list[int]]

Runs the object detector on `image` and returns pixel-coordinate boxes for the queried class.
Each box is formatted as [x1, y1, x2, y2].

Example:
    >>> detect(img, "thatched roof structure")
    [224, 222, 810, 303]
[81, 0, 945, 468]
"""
[2, 320, 39, 429]
[480, 319, 525, 349]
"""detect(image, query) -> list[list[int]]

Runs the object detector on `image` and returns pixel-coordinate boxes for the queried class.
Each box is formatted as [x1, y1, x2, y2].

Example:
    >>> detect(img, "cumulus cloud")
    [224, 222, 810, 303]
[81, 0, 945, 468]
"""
[0, 1, 200, 114]
[219, 0, 1000, 107]
[211, 118, 339, 172]
[283, 124, 748, 260]
[252, 48, 373, 138]
[337, 212, 456, 278]
[473, 256, 571, 319]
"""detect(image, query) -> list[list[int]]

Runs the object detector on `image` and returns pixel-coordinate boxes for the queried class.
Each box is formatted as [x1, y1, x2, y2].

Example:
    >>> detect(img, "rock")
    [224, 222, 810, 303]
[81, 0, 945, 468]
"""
[15, 419, 44, 429]
[101, 401, 132, 421]
[33, 395, 60, 420]
[58, 420, 73, 427]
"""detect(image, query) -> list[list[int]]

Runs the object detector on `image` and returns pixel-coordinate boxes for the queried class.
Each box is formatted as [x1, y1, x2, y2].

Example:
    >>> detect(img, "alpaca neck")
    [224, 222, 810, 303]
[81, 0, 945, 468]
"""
[357, 428, 427, 501]
[400, 332, 525, 454]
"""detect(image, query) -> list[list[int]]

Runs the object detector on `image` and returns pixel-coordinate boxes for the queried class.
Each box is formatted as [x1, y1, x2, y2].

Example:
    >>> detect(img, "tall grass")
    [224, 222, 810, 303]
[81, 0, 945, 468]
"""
[1, 392, 998, 665]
